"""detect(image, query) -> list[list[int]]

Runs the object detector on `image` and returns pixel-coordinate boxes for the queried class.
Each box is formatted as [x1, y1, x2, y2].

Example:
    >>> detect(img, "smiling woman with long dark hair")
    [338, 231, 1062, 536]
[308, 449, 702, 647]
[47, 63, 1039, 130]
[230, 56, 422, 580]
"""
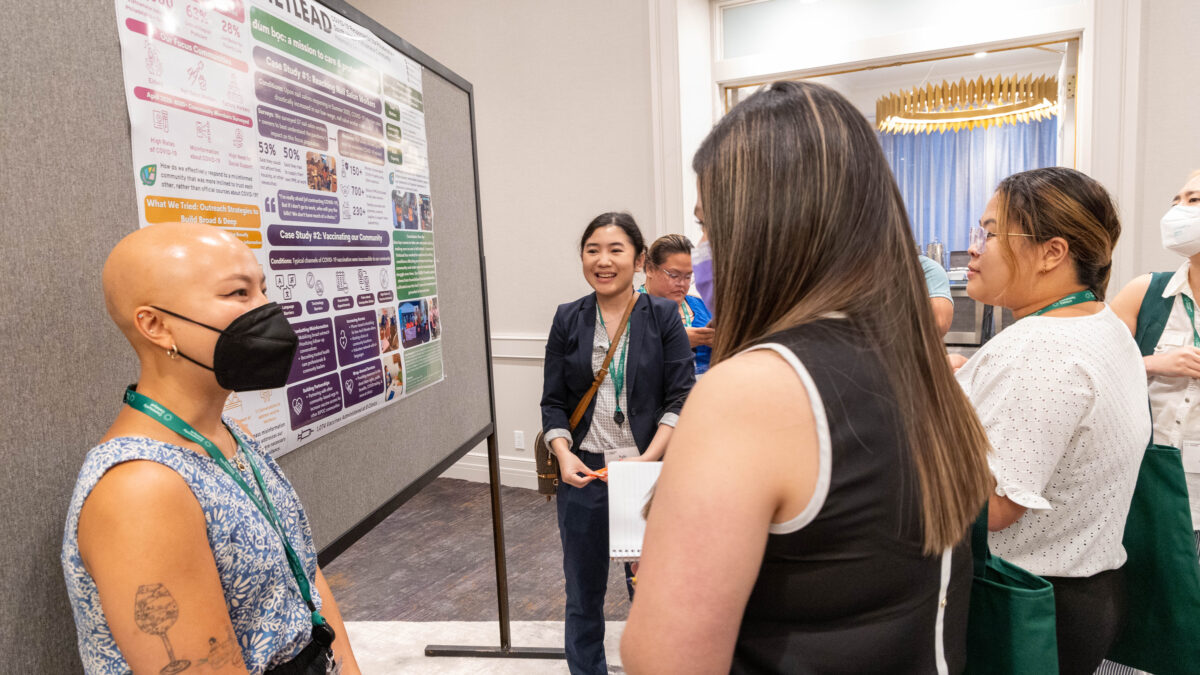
[621, 81, 993, 674]
[540, 212, 695, 674]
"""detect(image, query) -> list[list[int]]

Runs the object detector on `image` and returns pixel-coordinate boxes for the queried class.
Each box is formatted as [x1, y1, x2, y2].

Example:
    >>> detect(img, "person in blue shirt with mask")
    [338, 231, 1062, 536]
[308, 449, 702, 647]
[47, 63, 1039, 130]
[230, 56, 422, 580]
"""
[641, 234, 714, 375]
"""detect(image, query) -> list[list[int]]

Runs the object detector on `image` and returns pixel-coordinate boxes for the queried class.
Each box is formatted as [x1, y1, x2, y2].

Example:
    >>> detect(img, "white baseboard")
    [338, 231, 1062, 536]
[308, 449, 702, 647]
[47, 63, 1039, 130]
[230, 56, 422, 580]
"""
[439, 450, 540, 490]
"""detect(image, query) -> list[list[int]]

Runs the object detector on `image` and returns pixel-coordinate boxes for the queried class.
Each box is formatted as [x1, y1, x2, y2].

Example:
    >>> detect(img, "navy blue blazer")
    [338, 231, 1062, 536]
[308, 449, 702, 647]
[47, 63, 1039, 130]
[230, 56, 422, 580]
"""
[541, 292, 696, 453]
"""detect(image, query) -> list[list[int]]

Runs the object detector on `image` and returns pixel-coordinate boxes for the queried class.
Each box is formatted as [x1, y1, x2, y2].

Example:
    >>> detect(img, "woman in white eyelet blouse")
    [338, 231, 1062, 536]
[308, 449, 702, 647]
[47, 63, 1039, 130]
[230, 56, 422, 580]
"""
[953, 167, 1149, 675]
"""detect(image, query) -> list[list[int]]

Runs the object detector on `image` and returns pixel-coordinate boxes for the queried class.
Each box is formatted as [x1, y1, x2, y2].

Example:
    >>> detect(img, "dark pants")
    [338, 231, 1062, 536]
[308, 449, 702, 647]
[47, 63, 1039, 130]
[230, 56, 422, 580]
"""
[1043, 567, 1127, 675]
[556, 451, 627, 675]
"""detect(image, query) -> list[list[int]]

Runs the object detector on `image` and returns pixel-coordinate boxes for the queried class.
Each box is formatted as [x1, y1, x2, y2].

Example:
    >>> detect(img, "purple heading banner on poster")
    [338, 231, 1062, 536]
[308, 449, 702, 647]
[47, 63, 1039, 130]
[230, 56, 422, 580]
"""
[268, 223, 390, 247]
[253, 47, 382, 115]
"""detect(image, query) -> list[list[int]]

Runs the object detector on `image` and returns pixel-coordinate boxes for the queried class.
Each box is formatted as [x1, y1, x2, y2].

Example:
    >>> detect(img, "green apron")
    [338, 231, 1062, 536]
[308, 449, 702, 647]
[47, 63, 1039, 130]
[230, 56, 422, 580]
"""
[1106, 271, 1200, 673]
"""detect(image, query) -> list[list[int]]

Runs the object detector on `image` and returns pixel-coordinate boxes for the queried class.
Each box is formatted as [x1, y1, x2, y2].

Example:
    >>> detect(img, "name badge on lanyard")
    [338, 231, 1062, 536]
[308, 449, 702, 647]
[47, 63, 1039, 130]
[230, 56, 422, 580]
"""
[1182, 441, 1200, 474]
[604, 445, 639, 466]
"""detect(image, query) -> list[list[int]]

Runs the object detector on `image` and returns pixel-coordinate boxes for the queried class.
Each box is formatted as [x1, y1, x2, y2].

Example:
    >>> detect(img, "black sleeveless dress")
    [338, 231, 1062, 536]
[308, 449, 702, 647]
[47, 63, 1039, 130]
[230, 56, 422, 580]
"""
[731, 320, 971, 674]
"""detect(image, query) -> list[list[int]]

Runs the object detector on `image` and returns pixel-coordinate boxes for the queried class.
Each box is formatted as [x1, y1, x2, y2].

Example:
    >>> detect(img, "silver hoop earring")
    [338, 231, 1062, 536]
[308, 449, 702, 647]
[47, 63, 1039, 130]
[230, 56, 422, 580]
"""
[167, 345, 178, 360]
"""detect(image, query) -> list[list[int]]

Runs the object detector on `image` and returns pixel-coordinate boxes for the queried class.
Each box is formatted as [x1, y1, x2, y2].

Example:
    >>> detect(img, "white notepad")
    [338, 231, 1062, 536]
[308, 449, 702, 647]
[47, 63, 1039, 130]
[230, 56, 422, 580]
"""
[607, 461, 663, 561]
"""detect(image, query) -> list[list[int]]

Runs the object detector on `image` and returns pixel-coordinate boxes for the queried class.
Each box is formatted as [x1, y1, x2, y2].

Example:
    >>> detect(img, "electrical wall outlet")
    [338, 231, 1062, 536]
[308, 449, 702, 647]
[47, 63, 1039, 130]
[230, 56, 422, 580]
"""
[513, 430, 525, 450]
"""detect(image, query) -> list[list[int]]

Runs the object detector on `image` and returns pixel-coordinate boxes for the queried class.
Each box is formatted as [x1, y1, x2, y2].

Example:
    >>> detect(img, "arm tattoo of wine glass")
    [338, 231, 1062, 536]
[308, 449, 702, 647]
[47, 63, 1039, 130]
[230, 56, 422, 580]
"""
[134, 584, 191, 674]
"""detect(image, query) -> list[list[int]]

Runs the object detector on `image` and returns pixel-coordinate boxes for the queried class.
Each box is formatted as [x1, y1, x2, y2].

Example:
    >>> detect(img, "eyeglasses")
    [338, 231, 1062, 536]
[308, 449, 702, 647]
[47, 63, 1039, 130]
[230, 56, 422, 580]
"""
[969, 225, 1036, 254]
[660, 268, 693, 285]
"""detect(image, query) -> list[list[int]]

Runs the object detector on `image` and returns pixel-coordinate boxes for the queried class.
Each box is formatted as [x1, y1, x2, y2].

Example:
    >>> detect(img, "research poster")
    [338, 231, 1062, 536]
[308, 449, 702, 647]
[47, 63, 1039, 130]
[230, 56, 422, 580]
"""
[114, 0, 445, 456]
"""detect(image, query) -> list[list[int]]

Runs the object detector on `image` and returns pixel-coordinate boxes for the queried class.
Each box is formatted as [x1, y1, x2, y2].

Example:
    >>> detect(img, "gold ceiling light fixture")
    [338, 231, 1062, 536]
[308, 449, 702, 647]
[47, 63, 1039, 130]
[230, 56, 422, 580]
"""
[876, 74, 1059, 134]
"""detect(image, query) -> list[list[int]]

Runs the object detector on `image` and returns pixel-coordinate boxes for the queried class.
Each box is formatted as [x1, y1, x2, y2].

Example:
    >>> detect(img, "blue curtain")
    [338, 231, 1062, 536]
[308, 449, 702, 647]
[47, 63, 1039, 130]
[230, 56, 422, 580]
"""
[879, 116, 1057, 255]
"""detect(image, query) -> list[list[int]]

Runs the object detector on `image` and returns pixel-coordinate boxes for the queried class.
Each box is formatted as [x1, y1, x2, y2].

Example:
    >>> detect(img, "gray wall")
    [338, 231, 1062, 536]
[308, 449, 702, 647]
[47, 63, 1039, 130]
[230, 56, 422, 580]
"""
[0, 1, 488, 670]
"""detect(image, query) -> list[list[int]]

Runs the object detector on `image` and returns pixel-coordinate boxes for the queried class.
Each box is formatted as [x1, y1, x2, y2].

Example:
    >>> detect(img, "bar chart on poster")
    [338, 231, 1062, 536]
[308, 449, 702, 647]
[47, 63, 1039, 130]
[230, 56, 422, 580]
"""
[113, 0, 446, 457]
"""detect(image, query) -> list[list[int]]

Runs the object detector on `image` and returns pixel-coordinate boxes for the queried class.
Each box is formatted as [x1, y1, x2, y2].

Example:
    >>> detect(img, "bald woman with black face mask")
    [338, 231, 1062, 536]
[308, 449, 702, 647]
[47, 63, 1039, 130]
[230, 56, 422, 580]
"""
[62, 223, 360, 675]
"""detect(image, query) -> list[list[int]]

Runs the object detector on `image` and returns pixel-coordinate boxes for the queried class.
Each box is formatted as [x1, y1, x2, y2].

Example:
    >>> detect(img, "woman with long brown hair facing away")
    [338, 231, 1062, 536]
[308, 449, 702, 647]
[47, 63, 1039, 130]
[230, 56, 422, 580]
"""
[955, 168, 1148, 674]
[621, 81, 993, 673]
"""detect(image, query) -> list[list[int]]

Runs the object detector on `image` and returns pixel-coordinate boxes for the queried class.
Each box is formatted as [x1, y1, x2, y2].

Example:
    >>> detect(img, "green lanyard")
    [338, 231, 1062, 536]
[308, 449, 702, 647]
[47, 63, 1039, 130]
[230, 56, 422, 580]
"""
[1181, 295, 1200, 347]
[1029, 290, 1097, 317]
[597, 305, 631, 426]
[123, 386, 328, 628]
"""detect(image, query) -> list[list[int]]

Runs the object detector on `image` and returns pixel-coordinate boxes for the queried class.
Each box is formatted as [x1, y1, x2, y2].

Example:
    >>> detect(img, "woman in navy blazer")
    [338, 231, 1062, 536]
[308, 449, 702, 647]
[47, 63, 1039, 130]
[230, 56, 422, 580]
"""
[541, 212, 695, 675]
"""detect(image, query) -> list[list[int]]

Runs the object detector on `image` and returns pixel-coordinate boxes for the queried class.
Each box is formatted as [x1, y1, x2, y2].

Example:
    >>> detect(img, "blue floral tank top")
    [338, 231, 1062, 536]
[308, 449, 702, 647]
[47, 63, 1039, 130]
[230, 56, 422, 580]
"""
[61, 421, 321, 674]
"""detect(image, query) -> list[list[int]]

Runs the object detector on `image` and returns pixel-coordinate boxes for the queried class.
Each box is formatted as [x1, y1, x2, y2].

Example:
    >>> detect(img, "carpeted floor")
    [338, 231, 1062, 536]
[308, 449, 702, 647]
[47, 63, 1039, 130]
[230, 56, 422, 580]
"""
[323, 477, 632, 622]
